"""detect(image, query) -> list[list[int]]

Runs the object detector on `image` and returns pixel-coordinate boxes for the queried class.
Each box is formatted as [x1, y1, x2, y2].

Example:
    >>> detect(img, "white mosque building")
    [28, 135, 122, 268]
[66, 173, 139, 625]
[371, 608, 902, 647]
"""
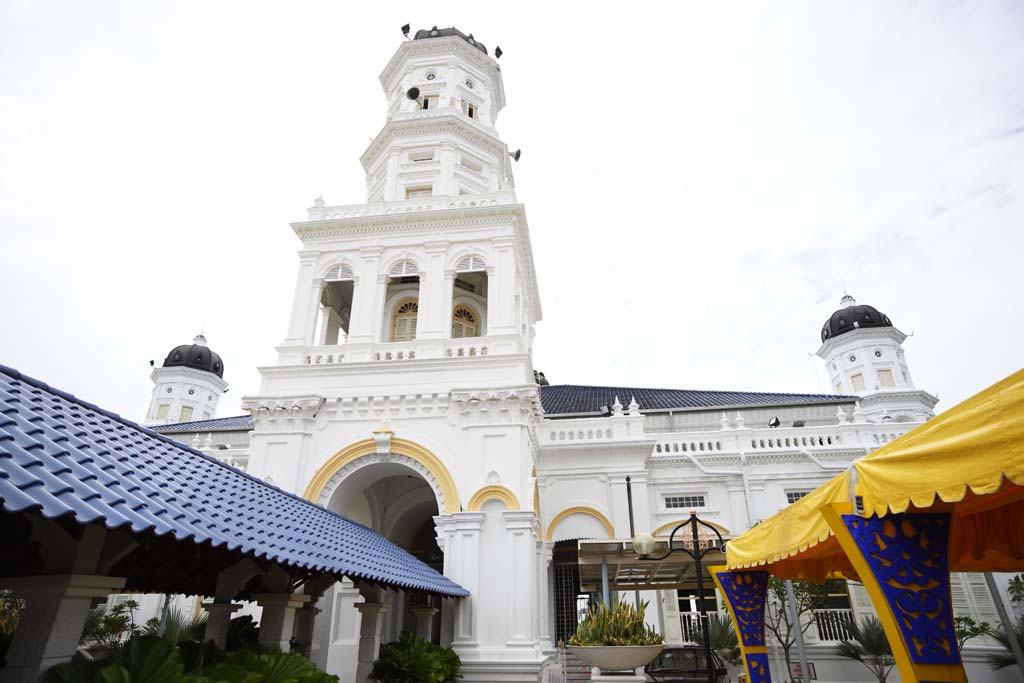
[135, 26, 1009, 683]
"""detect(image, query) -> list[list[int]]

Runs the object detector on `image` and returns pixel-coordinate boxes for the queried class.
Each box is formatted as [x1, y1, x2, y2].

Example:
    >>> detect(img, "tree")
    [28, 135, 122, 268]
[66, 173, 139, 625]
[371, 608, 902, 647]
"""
[833, 616, 895, 683]
[762, 577, 828, 675]
[694, 612, 741, 671]
[953, 615, 992, 651]
[986, 613, 1024, 671]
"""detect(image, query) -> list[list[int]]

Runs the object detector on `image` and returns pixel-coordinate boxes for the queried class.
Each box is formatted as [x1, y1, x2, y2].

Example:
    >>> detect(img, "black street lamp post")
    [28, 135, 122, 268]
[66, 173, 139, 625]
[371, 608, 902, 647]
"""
[634, 510, 725, 683]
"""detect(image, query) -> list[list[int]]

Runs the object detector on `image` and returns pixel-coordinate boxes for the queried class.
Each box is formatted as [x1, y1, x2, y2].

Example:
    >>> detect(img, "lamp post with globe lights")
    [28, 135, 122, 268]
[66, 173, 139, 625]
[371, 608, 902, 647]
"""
[633, 510, 726, 683]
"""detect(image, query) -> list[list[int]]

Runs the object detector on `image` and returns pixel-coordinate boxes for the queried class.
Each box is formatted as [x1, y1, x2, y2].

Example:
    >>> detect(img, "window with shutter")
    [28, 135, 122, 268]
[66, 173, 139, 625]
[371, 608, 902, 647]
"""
[455, 254, 486, 272]
[179, 406, 193, 422]
[389, 259, 419, 277]
[452, 306, 478, 338]
[324, 263, 354, 281]
[392, 299, 419, 342]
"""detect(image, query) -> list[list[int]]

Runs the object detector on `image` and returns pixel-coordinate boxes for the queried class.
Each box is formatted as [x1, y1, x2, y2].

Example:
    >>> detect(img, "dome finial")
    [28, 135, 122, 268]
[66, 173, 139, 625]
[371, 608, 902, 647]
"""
[193, 333, 207, 346]
[840, 293, 856, 308]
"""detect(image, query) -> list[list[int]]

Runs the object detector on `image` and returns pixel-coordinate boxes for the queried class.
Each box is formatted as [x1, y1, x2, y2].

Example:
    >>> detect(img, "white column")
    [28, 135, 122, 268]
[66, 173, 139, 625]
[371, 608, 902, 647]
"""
[537, 543, 553, 647]
[488, 237, 517, 335]
[414, 607, 438, 641]
[204, 601, 240, 649]
[438, 142, 457, 196]
[254, 593, 311, 649]
[503, 511, 540, 650]
[1, 574, 125, 681]
[354, 592, 388, 683]
[347, 248, 383, 344]
[417, 241, 449, 340]
[283, 252, 321, 346]
[383, 150, 401, 201]
[448, 512, 484, 651]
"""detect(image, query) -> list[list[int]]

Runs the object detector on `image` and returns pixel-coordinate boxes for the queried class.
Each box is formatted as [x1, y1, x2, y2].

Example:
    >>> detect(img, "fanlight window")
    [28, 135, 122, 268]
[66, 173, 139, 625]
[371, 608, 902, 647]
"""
[455, 254, 486, 272]
[392, 299, 419, 342]
[323, 263, 354, 281]
[452, 305, 479, 339]
[389, 259, 419, 277]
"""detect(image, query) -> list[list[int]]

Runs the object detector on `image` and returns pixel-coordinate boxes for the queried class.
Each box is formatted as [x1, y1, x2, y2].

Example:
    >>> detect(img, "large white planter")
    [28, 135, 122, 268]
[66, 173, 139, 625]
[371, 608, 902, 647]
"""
[566, 644, 664, 672]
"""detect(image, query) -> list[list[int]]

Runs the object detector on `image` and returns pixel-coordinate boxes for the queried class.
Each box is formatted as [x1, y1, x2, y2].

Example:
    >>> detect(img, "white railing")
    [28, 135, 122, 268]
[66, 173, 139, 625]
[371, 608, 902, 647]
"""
[543, 418, 615, 444]
[680, 613, 701, 643]
[656, 439, 723, 454]
[444, 344, 488, 358]
[305, 189, 517, 221]
[813, 608, 855, 642]
[652, 422, 914, 459]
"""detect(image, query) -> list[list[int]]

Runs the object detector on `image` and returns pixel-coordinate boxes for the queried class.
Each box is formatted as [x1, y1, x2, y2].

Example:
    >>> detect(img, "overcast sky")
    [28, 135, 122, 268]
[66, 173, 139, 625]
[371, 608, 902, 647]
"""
[2, 2, 1021, 422]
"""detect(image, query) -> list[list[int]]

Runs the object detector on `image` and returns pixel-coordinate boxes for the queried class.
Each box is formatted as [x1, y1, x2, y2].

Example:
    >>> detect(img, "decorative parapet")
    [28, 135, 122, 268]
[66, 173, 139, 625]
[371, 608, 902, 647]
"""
[242, 396, 324, 425]
[449, 387, 542, 426]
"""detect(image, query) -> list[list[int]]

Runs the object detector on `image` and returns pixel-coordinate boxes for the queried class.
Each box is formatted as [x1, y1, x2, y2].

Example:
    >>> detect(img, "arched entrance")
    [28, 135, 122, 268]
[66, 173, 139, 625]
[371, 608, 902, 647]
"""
[307, 441, 458, 675]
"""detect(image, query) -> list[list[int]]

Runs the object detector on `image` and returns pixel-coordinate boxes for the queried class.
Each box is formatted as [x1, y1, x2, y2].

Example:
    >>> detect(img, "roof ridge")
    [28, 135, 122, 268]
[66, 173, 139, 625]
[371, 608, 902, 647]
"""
[0, 364, 375, 534]
[540, 383, 853, 399]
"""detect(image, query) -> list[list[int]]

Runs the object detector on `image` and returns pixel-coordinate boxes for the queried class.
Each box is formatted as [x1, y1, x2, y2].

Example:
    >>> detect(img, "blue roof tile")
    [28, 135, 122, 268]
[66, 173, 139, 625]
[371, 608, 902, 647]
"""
[0, 365, 468, 598]
[152, 415, 254, 433]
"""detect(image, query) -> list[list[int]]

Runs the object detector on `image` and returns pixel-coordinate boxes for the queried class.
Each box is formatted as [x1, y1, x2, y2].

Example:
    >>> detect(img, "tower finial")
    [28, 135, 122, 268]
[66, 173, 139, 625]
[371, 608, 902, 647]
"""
[840, 293, 856, 308]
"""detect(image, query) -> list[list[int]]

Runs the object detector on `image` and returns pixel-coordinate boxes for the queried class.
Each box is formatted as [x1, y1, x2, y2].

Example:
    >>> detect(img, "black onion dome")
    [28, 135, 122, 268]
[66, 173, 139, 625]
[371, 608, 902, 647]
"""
[162, 334, 224, 378]
[413, 26, 488, 54]
[821, 295, 893, 342]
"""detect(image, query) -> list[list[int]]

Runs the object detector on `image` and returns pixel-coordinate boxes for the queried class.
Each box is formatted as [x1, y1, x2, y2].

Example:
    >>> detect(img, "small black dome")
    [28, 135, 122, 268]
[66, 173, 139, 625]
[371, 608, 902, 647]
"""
[821, 295, 893, 342]
[162, 334, 224, 378]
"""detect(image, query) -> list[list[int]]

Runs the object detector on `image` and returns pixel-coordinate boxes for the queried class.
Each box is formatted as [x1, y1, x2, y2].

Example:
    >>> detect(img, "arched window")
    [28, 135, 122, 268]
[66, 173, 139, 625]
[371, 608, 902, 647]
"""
[455, 254, 486, 272]
[389, 259, 419, 277]
[392, 298, 419, 342]
[324, 263, 354, 281]
[452, 305, 479, 339]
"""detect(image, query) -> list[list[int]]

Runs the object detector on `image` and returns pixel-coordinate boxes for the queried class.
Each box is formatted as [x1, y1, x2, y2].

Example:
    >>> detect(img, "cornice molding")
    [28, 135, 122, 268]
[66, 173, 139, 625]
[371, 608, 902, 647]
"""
[361, 115, 505, 171]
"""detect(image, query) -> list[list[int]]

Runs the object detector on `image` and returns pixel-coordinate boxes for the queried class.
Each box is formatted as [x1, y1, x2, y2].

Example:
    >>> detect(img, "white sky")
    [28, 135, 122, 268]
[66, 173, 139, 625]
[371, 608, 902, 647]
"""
[1, 2, 1021, 422]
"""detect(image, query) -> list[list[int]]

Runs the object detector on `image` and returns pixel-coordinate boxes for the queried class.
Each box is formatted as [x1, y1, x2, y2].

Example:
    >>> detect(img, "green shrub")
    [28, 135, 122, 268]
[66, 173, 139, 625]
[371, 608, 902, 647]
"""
[370, 632, 461, 683]
[568, 599, 663, 647]
[48, 634, 338, 683]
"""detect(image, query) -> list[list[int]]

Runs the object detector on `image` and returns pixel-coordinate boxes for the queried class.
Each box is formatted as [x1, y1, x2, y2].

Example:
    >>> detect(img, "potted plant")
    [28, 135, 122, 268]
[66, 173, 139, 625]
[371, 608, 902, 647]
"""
[567, 599, 664, 673]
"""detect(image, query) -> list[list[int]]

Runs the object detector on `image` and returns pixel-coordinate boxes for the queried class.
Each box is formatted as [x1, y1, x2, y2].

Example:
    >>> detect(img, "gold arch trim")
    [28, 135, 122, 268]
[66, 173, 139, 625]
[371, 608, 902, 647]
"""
[654, 519, 730, 538]
[302, 437, 460, 514]
[466, 485, 520, 512]
[545, 506, 615, 543]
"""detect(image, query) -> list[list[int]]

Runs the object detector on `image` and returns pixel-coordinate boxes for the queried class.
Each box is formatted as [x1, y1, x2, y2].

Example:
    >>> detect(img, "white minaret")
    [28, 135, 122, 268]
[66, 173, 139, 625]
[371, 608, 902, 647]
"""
[816, 295, 936, 422]
[144, 334, 228, 425]
[244, 26, 548, 679]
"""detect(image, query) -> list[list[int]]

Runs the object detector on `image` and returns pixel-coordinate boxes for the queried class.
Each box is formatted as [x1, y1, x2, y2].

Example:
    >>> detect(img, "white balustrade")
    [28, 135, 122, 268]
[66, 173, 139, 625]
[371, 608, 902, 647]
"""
[306, 189, 517, 222]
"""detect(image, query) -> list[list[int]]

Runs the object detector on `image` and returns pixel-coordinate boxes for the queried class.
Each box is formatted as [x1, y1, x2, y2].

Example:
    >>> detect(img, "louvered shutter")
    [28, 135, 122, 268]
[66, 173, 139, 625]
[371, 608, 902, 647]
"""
[455, 254, 486, 272]
[394, 318, 410, 342]
[452, 322, 465, 339]
[409, 316, 417, 340]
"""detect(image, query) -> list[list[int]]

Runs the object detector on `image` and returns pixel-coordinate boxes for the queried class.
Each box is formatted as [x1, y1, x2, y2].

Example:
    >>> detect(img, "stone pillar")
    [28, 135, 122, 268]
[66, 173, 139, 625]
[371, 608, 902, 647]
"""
[414, 607, 438, 641]
[347, 247, 383, 345]
[293, 601, 320, 657]
[448, 512, 484, 651]
[283, 252, 321, 347]
[417, 241, 449, 340]
[254, 593, 311, 650]
[709, 567, 771, 683]
[1, 574, 125, 682]
[503, 511, 539, 649]
[488, 236, 516, 336]
[204, 601, 240, 649]
[354, 588, 388, 683]
[823, 504, 964, 683]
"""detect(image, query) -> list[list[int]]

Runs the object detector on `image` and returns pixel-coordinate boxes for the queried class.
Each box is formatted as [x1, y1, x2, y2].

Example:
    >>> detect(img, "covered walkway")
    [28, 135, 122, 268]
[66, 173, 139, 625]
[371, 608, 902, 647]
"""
[0, 364, 467, 682]
[712, 369, 1024, 683]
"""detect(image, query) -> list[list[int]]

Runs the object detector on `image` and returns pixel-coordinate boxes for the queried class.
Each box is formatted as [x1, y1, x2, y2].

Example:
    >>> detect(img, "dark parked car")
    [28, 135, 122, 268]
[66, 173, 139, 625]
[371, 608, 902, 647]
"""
[645, 646, 728, 683]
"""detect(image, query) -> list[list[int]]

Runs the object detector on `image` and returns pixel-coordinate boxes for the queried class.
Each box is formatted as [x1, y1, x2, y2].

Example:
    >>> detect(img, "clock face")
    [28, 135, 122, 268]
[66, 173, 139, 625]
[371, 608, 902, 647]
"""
[849, 355, 857, 363]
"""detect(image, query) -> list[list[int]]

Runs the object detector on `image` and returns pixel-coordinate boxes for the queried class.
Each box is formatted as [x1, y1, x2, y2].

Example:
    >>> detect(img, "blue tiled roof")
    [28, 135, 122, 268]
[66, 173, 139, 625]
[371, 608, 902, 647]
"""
[0, 365, 468, 598]
[152, 415, 254, 433]
[538, 384, 855, 415]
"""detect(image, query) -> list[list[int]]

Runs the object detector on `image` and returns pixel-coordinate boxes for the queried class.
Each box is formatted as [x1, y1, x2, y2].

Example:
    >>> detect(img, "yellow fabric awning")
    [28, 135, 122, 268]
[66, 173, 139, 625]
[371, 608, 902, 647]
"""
[726, 368, 1024, 580]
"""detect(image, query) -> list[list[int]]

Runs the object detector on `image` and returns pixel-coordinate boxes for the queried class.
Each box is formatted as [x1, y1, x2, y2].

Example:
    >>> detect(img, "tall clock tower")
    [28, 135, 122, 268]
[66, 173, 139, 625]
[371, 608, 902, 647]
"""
[243, 27, 548, 681]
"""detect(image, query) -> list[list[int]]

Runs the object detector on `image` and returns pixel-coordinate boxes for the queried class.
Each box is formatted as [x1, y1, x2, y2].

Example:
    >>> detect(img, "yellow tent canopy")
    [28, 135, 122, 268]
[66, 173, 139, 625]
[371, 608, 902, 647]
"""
[726, 368, 1024, 581]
